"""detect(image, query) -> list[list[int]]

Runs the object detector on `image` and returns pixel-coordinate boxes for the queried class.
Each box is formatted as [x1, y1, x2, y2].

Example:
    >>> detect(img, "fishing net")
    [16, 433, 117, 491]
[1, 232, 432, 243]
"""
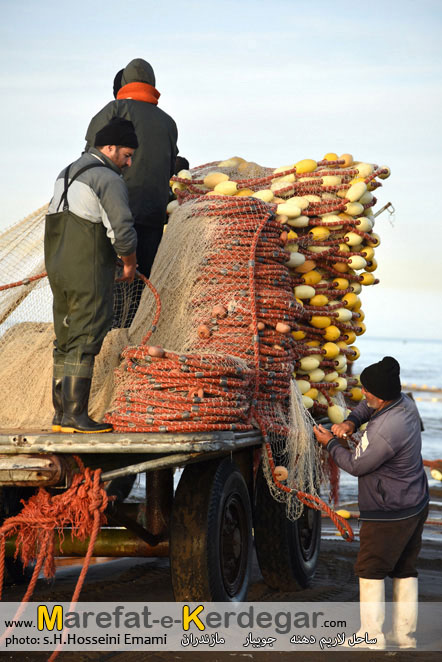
[103, 191, 322, 518]
[0, 204, 140, 429]
[0, 154, 391, 520]
[106, 154, 391, 516]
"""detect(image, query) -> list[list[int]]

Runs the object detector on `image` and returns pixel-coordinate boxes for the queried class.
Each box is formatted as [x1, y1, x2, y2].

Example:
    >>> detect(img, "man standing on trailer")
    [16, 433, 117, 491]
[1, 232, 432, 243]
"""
[45, 117, 138, 434]
[314, 356, 429, 649]
[85, 58, 178, 326]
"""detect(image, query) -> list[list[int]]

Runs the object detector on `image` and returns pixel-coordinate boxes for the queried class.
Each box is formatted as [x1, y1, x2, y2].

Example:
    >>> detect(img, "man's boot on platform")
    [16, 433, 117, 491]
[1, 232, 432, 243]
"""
[51, 378, 63, 432]
[60, 376, 113, 433]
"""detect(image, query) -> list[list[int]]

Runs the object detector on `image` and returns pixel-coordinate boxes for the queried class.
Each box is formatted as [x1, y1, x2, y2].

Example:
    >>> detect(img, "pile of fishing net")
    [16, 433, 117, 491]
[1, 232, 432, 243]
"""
[105, 153, 390, 516]
[166, 153, 391, 424]
[0, 153, 390, 519]
[105, 193, 321, 518]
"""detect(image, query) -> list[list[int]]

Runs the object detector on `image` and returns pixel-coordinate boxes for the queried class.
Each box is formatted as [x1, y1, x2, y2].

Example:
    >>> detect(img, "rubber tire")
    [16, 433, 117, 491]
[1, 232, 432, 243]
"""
[254, 463, 321, 591]
[170, 458, 253, 601]
[0, 487, 35, 583]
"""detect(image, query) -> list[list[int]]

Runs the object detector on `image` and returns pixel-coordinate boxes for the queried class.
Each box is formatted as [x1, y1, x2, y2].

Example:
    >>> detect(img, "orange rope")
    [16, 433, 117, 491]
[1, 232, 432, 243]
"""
[263, 441, 354, 541]
[0, 267, 153, 295]
[0, 457, 108, 660]
[47, 469, 105, 662]
[423, 458, 442, 471]
[0, 271, 47, 291]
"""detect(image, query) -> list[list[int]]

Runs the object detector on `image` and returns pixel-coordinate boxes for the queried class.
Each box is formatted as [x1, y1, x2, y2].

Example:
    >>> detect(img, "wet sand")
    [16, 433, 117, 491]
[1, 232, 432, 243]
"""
[2, 517, 441, 662]
[2, 486, 441, 662]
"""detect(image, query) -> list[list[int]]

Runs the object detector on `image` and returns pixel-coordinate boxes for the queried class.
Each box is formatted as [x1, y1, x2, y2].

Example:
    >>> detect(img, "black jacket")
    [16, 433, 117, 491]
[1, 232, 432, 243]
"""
[85, 59, 178, 228]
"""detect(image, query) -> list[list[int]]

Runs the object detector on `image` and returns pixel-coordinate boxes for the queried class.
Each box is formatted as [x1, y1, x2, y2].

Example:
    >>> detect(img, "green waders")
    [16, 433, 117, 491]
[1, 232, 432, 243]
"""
[45, 162, 116, 380]
[45, 162, 116, 433]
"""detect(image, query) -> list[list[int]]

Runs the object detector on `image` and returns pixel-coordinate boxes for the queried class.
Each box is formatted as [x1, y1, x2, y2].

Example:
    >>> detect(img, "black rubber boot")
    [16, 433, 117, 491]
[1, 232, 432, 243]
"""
[60, 376, 113, 433]
[52, 378, 63, 432]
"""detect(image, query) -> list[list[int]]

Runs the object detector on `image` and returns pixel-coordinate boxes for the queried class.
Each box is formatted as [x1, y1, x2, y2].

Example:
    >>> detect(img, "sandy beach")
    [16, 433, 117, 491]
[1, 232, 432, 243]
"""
[2, 493, 441, 662]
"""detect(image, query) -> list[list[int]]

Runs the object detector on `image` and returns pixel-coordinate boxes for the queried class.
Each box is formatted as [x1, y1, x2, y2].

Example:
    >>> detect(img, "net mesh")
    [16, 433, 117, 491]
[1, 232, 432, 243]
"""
[0, 204, 138, 428]
[0, 155, 390, 520]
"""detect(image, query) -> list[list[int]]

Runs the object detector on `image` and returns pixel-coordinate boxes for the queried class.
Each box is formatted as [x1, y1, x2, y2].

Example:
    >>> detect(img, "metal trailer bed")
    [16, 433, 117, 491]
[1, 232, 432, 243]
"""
[0, 429, 321, 601]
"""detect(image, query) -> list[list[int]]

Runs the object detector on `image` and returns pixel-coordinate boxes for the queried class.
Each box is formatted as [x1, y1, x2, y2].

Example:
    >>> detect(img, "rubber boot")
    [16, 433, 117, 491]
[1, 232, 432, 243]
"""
[52, 378, 63, 432]
[60, 376, 113, 433]
[354, 578, 386, 649]
[389, 577, 418, 649]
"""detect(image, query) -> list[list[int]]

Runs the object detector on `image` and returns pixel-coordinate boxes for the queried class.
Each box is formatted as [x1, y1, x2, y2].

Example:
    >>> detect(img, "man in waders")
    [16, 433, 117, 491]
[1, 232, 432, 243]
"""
[314, 356, 429, 649]
[45, 117, 138, 434]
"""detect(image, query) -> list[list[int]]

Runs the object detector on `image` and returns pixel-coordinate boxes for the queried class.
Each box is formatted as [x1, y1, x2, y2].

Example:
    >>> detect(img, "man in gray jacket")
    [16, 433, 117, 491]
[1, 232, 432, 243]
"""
[85, 58, 178, 326]
[314, 356, 429, 649]
[45, 118, 138, 433]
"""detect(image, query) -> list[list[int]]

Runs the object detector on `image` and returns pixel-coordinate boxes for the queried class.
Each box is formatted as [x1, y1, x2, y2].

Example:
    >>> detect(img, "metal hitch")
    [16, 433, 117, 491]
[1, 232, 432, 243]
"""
[0, 453, 65, 486]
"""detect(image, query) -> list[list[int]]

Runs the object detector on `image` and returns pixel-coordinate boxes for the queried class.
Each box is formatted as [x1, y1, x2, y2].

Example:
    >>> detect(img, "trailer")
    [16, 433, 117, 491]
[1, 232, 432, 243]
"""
[0, 428, 321, 601]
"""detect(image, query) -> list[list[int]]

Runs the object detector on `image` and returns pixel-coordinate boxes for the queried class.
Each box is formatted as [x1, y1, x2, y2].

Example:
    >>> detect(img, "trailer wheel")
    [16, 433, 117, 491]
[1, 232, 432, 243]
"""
[254, 464, 321, 591]
[170, 458, 253, 601]
[0, 487, 35, 584]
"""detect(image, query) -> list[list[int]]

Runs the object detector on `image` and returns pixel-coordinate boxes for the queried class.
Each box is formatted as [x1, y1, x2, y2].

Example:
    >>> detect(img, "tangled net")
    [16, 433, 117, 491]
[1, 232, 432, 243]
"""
[105, 193, 344, 528]
[0, 206, 144, 429]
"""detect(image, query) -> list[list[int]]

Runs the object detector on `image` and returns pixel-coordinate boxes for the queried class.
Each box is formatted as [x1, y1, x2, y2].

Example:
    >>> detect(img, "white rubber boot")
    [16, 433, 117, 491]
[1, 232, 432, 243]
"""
[390, 577, 418, 648]
[355, 578, 386, 649]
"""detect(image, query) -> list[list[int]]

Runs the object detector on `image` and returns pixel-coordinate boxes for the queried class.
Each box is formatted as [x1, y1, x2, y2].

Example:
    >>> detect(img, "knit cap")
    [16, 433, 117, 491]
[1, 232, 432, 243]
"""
[360, 356, 401, 400]
[94, 117, 138, 149]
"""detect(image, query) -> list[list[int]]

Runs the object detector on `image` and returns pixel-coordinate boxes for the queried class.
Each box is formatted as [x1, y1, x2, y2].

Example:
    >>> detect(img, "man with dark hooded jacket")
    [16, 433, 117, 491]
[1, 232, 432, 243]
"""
[85, 58, 178, 285]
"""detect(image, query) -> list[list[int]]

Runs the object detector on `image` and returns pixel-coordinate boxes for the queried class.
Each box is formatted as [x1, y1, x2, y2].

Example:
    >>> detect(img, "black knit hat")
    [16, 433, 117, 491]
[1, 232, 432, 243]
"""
[94, 117, 138, 148]
[360, 356, 401, 400]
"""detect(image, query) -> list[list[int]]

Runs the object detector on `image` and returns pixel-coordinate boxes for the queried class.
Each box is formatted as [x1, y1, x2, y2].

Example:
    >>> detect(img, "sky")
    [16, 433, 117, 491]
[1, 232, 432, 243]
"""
[1, 0, 442, 340]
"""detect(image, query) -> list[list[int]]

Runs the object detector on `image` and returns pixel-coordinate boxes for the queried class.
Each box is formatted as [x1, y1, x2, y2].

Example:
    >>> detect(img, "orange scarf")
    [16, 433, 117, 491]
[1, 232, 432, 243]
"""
[117, 82, 160, 105]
